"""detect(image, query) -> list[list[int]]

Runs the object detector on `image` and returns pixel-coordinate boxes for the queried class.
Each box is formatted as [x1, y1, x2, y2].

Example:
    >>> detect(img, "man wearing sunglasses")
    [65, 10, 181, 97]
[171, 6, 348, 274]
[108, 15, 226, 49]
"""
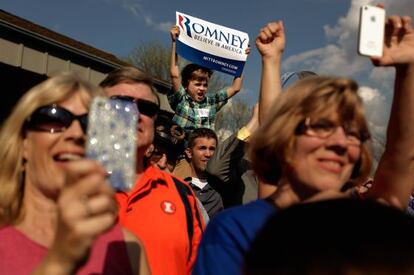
[100, 67, 204, 275]
[144, 111, 186, 172]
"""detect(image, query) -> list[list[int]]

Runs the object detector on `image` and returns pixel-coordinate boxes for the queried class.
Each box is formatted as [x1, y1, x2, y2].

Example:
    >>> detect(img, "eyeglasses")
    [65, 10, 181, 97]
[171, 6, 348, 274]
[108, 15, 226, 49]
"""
[297, 117, 370, 146]
[24, 105, 88, 134]
[110, 95, 159, 117]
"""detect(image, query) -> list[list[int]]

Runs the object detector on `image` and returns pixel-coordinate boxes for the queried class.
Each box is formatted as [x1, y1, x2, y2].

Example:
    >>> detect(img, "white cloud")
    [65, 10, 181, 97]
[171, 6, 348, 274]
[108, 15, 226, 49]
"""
[368, 67, 395, 94]
[142, 15, 173, 32]
[358, 86, 388, 166]
[358, 86, 388, 126]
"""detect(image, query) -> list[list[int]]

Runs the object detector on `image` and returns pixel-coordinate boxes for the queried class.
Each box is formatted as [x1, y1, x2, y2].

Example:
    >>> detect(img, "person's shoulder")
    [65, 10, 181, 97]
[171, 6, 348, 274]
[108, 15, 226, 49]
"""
[205, 89, 226, 99]
[169, 85, 185, 94]
[0, 226, 17, 238]
[159, 170, 194, 192]
[141, 166, 180, 189]
[217, 88, 230, 97]
[230, 199, 274, 215]
[166, 171, 189, 184]
[0, 225, 12, 233]
[201, 200, 275, 245]
[208, 199, 274, 228]
[172, 91, 194, 107]
[182, 95, 194, 104]
[143, 165, 165, 179]
[205, 89, 229, 105]
[0, 225, 43, 253]
[167, 85, 187, 102]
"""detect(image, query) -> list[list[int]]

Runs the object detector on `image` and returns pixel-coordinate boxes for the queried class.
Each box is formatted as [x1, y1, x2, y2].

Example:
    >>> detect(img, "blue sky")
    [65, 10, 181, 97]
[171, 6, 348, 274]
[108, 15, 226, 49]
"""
[1, 0, 349, 104]
[2, 0, 414, 157]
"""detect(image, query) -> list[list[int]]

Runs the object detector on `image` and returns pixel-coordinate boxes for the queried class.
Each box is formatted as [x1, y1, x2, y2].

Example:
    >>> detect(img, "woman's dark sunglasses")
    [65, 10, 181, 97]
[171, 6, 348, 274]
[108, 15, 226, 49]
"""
[24, 105, 88, 134]
[110, 95, 159, 117]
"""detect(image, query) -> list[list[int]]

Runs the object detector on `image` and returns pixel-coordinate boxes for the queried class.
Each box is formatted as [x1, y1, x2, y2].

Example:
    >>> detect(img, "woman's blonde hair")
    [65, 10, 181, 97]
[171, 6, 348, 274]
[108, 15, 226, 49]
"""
[0, 71, 105, 226]
[249, 76, 372, 187]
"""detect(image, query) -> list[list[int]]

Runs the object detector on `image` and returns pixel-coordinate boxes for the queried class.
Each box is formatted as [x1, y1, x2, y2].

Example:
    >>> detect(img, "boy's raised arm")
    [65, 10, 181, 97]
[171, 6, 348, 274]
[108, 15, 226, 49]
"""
[170, 25, 181, 93]
[226, 47, 250, 99]
[226, 76, 243, 98]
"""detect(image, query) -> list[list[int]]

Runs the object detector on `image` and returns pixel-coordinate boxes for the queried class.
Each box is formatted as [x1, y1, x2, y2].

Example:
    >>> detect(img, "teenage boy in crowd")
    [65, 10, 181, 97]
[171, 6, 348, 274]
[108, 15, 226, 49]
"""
[184, 128, 224, 218]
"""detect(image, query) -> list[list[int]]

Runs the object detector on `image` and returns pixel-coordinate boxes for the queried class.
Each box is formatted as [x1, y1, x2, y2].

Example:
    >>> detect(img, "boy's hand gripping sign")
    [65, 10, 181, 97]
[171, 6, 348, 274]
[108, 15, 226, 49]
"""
[176, 11, 249, 77]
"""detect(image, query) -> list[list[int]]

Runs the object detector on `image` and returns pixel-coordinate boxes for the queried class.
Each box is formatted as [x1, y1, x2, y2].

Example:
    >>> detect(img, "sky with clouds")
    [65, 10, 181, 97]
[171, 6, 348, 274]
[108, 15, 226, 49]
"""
[2, 0, 414, 159]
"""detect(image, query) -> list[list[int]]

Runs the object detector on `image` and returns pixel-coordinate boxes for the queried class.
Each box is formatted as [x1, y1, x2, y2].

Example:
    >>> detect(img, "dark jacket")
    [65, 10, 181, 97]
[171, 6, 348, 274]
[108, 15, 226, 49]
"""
[186, 176, 224, 218]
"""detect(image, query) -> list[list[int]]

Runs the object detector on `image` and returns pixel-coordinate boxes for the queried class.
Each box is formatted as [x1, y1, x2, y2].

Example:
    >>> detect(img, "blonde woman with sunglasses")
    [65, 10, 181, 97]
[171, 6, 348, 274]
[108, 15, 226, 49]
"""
[0, 72, 149, 275]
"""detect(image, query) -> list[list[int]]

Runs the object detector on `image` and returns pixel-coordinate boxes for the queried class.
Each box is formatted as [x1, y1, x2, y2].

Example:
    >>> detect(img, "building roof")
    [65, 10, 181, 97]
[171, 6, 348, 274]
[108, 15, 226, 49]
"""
[0, 7, 173, 119]
[0, 9, 128, 68]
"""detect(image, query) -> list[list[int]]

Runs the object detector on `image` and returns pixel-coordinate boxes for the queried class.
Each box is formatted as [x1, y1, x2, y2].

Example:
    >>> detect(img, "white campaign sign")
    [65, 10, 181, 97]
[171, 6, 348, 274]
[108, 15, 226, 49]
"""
[176, 11, 249, 77]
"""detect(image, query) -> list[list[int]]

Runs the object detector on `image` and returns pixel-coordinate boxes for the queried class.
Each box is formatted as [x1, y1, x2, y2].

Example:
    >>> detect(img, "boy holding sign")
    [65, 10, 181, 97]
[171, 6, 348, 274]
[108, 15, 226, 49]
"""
[169, 25, 249, 134]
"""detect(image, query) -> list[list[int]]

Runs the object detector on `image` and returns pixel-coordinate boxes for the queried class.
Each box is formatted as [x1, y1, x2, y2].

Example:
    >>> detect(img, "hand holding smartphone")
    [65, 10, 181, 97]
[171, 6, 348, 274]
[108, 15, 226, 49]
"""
[86, 97, 138, 192]
[358, 5, 385, 57]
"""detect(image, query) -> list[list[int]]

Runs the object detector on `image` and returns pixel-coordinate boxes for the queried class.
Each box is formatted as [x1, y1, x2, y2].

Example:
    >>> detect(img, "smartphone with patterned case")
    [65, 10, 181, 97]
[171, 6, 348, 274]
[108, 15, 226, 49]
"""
[86, 97, 138, 191]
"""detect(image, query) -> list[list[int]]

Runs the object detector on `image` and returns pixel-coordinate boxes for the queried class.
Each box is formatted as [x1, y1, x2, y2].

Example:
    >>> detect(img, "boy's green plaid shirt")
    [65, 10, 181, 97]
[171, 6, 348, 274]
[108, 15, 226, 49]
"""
[167, 86, 229, 134]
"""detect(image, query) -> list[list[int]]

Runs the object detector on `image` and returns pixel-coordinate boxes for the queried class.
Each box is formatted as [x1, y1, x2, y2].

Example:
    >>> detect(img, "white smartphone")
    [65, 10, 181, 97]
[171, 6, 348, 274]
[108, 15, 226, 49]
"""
[358, 5, 385, 57]
[86, 97, 138, 192]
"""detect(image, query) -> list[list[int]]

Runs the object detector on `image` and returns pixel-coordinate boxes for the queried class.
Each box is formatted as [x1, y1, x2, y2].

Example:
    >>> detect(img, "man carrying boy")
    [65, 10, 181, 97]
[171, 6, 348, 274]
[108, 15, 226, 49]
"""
[169, 25, 247, 133]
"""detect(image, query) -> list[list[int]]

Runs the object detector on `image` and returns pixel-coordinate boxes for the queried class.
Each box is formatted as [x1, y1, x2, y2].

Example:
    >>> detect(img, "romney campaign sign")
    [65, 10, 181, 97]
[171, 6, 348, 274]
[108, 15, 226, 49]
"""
[176, 11, 249, 77]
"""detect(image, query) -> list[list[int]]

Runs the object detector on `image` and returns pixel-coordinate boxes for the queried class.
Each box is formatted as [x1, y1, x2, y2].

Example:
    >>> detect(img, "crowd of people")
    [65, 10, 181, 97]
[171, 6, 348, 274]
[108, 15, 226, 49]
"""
[0, 6, 414, 275]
